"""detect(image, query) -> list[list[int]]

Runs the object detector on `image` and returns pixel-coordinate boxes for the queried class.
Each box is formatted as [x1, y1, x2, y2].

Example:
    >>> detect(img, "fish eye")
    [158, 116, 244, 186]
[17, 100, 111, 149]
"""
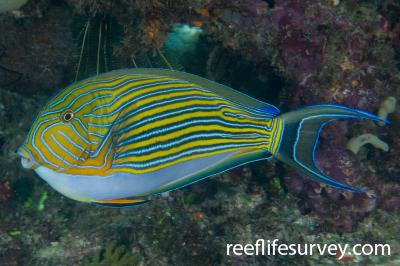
[60, 109, 74, 123]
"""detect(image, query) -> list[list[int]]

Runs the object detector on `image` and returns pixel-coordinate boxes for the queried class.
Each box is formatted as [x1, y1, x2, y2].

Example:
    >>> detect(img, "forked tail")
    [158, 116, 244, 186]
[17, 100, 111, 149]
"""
[273, 105, 387, 192]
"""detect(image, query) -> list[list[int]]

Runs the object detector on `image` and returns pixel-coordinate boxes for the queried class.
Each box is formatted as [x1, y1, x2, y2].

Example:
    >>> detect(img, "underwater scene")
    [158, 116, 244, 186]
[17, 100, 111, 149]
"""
[0, 0, 399, 265]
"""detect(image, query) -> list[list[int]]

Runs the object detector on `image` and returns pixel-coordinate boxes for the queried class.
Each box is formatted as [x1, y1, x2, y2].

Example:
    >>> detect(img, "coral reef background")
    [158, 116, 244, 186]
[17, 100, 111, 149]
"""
[0, 0, 399, 265]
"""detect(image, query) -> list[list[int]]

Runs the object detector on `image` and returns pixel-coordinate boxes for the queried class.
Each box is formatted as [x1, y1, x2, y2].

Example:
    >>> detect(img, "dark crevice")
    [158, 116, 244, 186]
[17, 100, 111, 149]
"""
[263, 0, 275, 8]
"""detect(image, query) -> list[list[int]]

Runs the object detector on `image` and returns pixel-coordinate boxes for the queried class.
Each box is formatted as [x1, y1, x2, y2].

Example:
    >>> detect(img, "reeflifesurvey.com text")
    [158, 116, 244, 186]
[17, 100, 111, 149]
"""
[226, 239, 391, 260]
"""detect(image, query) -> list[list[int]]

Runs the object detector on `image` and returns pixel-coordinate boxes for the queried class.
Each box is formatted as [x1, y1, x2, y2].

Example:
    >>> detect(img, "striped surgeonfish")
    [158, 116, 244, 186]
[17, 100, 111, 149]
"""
[17, 68, 387, 207]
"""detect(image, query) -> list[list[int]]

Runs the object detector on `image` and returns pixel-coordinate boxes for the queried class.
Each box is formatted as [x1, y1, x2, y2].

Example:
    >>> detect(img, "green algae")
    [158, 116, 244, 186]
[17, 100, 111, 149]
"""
[84, 242, 140, 266]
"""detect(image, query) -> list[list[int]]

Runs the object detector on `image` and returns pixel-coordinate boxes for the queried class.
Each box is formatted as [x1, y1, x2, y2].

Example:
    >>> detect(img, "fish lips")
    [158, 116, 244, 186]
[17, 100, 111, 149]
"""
[17, 145, 38, 170]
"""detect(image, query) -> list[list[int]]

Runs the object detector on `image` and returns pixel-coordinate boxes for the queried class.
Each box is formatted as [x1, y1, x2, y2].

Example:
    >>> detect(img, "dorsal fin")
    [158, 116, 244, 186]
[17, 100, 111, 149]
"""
[96, 68, 280, 116]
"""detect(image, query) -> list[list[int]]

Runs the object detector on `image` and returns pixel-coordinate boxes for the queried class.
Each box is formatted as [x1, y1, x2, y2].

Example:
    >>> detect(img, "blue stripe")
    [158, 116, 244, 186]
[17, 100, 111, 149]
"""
[223, 111, 273, 120]
[113, 96, 226, 126]
[69, 123, 95, 145]
[116, 102, 274, 137]
[91, 80, 190, 113]
[57, 130, 89, 153]
[88, 122, 114, 127]
[89, 132, 105, 138]
[116, 104, 231, 135]
[113, 142, 268, 169]
[293, 114, 366, 191]
[90, 128, 113, 158]
[49, 75, 163, 109]
[75, 117, 89, 133]
[117, 132, 269, 158]
[269, 118, 281, 152]
[74, 94, 112, 113]
[118, 118, 269, 147]
[25, 114, 40, 144]
[42, 125, 113, 169]
[50, 134, 81, 161]
[37, 123, 69, 169]
[31, 118, 64, 169]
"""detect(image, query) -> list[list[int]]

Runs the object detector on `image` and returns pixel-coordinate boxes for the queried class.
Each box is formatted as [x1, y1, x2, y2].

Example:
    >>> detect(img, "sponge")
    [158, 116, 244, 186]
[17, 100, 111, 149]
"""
[347, 133, 389, 154]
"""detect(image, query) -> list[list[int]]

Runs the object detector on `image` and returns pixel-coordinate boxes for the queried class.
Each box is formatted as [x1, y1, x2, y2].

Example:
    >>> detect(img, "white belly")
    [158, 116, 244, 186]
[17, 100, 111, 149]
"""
[35, 151, 236, 202]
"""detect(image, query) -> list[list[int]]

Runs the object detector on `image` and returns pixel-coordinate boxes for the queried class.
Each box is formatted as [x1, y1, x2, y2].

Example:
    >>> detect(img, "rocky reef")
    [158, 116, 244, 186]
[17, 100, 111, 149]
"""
[0, 0, 399, 265]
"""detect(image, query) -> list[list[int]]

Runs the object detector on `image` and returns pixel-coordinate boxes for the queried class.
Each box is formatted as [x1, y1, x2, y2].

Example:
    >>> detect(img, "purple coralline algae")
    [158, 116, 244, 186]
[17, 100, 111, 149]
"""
[215, 0, 400, 230]
[0, 0, 399, 265]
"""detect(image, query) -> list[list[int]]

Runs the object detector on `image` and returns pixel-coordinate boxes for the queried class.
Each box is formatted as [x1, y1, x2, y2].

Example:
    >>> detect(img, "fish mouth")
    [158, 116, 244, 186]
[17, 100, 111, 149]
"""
[17, 146, 38, 170]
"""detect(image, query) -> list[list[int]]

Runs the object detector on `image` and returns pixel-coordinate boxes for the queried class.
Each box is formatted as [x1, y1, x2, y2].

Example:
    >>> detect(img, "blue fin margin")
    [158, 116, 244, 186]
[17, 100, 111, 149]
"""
[275, 104, 388, 192]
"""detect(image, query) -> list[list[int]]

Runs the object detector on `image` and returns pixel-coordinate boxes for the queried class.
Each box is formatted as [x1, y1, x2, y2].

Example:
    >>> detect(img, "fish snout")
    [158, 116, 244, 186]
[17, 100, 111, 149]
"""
[21, 156, 33, 169]
[17, 146, 36, 169]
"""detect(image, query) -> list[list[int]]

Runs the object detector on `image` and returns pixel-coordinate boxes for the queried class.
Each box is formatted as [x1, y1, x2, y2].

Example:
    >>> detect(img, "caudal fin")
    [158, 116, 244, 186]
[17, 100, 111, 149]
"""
[274, 104, 387, 192]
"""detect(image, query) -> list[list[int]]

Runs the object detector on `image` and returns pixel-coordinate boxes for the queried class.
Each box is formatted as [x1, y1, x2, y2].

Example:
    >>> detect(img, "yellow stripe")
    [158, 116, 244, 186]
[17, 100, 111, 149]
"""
[119, 123, 270, 152]
[117, 94, 272, 130]
[31, 120, 68, 167]
[91, 83, 199, 116]
[54, 74, 158, 104]
[118, 109, 272, 144]
[40, 127, 82, 168]
[27, 113, 59, 144]
[270, 118, 284, 155]
[117, 98, 227, 130]
[108, 77, 179, 95]
[111, 144, 267, 174]
[71, 77, 179, 114]
[60, 142, 113, 175]
[117, 137, 269, 163]
[50, 130, 87, 164]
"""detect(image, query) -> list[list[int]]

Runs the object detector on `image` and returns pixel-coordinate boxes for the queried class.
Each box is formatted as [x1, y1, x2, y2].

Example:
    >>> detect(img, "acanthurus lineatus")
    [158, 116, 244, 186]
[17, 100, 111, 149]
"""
[18, 69, 386, 207]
